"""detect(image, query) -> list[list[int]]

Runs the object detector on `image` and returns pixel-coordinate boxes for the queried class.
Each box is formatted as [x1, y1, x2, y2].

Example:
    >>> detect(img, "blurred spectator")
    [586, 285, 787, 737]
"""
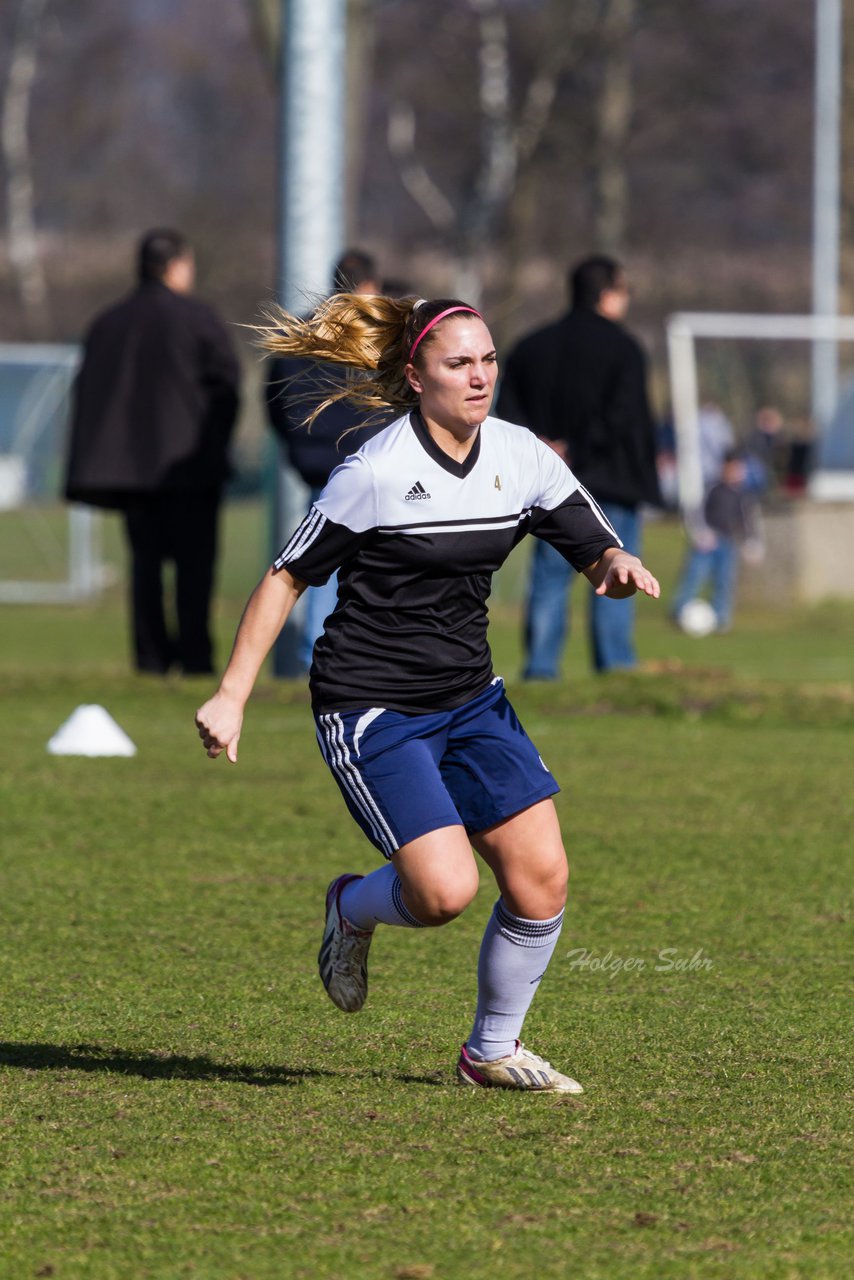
[65, 228, 240, 674]
[381, 277, 412, 297]
[784, 416, 815, 496]
[497, 254, 661, 676]
[654, 402, 735, 510]
[266, 249, 392, 671]
[697, 401, 736, 491]
[655, 413, 679, 510]
[672, 449, 763, 633]
[745, 404, 787, 494]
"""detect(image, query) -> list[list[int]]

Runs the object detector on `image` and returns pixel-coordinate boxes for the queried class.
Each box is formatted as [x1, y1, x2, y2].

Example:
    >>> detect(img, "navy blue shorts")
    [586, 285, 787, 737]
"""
[314, 678, 559, 858]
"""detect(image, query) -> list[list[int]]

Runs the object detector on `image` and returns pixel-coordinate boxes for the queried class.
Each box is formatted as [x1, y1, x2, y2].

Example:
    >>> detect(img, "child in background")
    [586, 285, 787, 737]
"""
[673, 449, 763, 633]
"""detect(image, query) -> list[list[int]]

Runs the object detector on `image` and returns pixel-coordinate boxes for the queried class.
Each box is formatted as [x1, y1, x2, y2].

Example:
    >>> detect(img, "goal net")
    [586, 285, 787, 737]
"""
[666, 312, 854, 511]
[0, 343, 108, 603]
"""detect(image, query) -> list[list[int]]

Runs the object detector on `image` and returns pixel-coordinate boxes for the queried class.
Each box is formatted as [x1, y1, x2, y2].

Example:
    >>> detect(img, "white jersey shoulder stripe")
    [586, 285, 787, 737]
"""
[576, 485, 622, 545]
[275, 505, 327, 567]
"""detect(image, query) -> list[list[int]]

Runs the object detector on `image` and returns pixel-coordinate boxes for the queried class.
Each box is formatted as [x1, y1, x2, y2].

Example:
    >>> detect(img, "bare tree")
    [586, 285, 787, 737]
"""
[592, 0, 635, 254]
[246, 0, 632, 302]
[2, 0, 50, 335]
[0, 0, 815, 346]
[387, 0, 514, 303]
[387, 0, 586, 306]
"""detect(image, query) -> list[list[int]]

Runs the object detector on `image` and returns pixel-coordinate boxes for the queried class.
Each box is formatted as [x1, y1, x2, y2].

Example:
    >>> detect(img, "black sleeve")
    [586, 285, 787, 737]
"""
[530, 489, 621, 571]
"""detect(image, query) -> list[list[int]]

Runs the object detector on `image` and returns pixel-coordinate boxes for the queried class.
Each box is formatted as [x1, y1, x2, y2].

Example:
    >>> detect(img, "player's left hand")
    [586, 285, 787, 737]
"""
[595, 551, 661, 600]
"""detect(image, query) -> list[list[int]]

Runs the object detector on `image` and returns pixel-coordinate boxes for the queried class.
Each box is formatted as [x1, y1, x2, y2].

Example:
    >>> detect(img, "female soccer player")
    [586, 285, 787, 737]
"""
[195, 295, 660, 1093]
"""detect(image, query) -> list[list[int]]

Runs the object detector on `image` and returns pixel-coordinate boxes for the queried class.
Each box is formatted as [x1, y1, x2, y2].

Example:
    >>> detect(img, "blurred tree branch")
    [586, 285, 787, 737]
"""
[592, 0, 635, 254]
[244, 0, 634, 296]
[387, 0, 588, 305]
[387, 100, 457, 231]
[2, 0, 50, 335]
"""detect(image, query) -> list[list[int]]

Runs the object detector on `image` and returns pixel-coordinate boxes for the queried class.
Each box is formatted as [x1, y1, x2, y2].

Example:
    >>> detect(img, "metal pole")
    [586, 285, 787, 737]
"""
[272, 0, 346, 676]
[667, 322, 703, 513]
[810, 0, 842, 439]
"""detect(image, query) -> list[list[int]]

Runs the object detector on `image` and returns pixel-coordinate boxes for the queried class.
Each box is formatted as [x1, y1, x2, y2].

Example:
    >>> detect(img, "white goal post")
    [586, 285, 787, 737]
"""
[0, 342, 107, 604]
[666, 312, 854, 510]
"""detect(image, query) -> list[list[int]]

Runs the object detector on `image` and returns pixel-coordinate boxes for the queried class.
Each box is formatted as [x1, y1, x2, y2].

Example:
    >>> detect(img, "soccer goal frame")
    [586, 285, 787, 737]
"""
[0, 342, 107, 604]
[666, 312, 854, 510]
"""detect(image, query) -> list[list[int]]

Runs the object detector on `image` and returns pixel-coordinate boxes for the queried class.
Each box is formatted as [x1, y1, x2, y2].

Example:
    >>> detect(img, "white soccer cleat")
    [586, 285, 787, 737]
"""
[318, 874, 373, 1013]
[457, 1041, 584, 1094]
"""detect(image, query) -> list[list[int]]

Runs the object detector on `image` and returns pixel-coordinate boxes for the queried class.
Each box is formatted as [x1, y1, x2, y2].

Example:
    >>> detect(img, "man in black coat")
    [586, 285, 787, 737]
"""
[65, 229, 240, 674]
[497, 255, 661, 675]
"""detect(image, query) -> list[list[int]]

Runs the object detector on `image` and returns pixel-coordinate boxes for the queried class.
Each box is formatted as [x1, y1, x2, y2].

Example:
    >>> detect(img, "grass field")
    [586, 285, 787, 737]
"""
[1, 503, 851, 1279]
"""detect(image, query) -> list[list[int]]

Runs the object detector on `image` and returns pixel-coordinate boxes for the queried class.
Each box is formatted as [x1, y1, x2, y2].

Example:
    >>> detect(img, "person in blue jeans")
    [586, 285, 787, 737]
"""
[525, 504, 641, 674]
[497, 255, 662, 675]
[673, 450, 763, 631]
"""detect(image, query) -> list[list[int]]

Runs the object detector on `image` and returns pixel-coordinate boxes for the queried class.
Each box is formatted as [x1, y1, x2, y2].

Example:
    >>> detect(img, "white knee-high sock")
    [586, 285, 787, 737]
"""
[466, 899, 564, 1061]
[339, 863, 424, 930]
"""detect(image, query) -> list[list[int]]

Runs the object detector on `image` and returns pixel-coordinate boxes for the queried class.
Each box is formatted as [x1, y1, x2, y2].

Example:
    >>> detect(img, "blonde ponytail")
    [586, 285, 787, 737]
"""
[257, 292, 479, 429]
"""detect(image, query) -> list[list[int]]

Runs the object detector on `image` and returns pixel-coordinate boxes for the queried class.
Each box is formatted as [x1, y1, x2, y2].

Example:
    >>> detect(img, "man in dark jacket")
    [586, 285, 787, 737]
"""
[497, 255, 661, 675]
[266, 250, 389, 670]
[65, 229, 240, 674]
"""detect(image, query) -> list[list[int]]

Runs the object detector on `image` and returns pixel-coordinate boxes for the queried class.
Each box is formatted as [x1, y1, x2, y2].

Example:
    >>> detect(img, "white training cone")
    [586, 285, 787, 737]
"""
[47, 705, 137, 757]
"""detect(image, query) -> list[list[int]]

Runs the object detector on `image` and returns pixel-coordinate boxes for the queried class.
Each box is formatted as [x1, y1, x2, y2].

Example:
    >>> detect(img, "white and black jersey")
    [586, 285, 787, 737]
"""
[275, 411, 620, 713]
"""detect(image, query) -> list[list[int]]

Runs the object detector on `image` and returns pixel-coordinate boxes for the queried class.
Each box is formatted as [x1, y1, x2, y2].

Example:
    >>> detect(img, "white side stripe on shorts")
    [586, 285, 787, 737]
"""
[318, 714, 398, 855]
[316, 718, 385, 850]
[317, 716, 383, 849]
[330, 714, 398, 853]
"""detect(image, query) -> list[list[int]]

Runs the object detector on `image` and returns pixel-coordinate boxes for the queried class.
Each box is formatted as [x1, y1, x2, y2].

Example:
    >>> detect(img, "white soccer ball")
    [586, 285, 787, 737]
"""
[677, 598, 718, 637]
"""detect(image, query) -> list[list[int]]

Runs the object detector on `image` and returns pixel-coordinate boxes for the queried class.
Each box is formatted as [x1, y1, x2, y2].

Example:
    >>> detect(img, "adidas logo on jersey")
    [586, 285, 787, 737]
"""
[404, 481, 431, 501]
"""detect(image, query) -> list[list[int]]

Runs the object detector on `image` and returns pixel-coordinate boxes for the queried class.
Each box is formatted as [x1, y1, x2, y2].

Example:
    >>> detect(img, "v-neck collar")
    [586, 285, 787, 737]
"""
[409, 409, 482, 478]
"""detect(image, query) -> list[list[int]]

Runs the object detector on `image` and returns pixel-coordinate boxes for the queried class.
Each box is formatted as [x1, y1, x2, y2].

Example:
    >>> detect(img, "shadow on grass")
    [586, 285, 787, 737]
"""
[0, 1042, 445, 1088]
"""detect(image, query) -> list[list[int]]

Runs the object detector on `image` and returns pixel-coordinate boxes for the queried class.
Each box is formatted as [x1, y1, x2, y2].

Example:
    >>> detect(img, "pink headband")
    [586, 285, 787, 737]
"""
[409, 305, 483, 360]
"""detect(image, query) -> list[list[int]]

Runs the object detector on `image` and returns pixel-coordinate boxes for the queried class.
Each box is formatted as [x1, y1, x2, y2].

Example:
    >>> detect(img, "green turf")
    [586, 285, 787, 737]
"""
[0, 503, 851, 1278]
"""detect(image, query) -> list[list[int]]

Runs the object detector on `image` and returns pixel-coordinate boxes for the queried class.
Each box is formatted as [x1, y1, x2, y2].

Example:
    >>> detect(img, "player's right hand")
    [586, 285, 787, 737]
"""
[195, 692, 244, 763]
